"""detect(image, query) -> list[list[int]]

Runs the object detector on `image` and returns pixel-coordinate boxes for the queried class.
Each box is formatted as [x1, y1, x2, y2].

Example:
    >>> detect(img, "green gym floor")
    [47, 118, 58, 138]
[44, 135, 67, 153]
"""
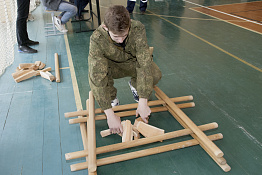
[1, 0, 262, 174]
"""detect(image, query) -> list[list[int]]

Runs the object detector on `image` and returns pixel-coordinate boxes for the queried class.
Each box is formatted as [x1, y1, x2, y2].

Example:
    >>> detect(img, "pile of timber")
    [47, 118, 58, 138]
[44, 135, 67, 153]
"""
[12, 53, 61, 83]
[12, 61, 55, 82]
[64, 89, 231, 174]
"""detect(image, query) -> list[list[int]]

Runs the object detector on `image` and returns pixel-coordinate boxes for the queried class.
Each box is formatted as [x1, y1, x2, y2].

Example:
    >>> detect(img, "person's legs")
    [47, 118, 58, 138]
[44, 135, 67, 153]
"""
[57, 1, 77, 24]
[130, 62, 161, 89]
[126, 0, 136, 13]
[139, 0, 148, 13]
[108, 60, 161, 102]
[74, 0, 81, 17]
[152, 62, 162, 86]
[80, 0, 89, 12]
[16, 0, 30, 46]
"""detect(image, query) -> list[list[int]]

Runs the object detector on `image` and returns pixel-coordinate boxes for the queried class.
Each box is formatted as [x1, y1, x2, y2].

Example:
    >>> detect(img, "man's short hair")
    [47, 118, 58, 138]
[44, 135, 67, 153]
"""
[104, 5, 130, 34]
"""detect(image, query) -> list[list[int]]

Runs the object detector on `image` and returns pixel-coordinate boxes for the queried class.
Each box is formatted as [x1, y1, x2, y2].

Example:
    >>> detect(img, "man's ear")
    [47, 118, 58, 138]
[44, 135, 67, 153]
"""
[102, 24, 108, 31]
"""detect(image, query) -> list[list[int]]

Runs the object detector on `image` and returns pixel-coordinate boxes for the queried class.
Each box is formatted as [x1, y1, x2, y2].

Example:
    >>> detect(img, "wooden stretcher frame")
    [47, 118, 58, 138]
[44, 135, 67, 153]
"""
[64, 86, 231, 174]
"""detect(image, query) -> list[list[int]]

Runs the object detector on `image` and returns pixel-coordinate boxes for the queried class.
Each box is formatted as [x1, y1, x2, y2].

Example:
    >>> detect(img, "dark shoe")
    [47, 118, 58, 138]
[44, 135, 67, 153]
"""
[75, 15, 83, 21]
[128, 80, 139, 102]
[140, 11, 146, 15]
[18, 45, 37, 53]
[75, 16, 80, 21]
[26, 40, 39, 46]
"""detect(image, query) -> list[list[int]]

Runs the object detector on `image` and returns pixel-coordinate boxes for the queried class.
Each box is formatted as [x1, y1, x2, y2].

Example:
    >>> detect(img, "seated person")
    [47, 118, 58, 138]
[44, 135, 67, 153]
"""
[42, 0, 77, 33]
[88, 5, 162, 134]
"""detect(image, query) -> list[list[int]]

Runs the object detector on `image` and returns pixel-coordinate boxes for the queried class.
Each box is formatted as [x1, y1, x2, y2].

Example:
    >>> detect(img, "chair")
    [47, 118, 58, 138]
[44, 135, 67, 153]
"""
[44, 10, 65, 37]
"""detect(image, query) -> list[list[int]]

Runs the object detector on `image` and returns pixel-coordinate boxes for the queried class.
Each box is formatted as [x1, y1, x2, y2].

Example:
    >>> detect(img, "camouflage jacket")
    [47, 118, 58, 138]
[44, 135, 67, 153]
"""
[88, 20, 153, 110]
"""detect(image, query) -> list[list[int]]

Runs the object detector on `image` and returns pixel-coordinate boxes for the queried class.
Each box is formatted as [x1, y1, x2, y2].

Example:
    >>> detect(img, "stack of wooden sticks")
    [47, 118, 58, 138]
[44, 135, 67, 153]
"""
[12, 61, 55, 82]
[64, 87, 231, 174]
[12, 53, 61, 83]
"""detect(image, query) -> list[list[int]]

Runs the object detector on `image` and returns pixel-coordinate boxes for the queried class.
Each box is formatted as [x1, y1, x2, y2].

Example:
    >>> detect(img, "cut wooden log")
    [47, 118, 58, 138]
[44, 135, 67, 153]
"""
[40, 71, 55, 81]
[122, 120, 133, 142]
[14, 70, 38, 83]
[133, 117, 144, 128]
[133, 129, 140, 140]
[54, 53, 60, 82]
[12, 70, 31, 80]
[149, 47, 154, 56]
[19, 63, 37, 70]
[36, 67, 52, 76]
[136, 121, 164, 138]
[36, 61, 46, 69]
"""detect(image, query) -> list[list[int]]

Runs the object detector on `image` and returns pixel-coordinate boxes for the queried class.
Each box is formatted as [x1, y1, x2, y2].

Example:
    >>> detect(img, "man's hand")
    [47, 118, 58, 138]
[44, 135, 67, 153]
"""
[104, 108, 123, 134]
[136, 98, 151, 123]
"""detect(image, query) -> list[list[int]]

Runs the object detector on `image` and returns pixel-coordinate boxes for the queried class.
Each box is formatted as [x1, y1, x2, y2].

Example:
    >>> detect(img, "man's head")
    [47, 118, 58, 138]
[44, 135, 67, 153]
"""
[103, 5, 130, 43]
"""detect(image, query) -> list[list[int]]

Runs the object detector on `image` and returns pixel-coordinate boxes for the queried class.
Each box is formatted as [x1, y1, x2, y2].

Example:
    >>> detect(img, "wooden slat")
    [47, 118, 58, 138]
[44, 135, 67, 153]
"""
[64, 96, 194, 118]
[70, 134, 223, 171]
[65, 122, 218, 160]
[154, 86, 224, 158]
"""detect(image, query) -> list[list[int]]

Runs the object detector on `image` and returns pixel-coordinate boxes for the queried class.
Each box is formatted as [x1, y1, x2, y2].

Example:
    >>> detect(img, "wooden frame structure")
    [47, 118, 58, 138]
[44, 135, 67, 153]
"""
[64, 87, 231, 174]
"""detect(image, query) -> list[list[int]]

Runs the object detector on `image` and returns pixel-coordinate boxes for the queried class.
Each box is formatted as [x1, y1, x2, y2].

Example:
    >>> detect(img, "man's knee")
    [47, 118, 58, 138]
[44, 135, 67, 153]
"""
[72, 5, 78, 15]
[152, 63, 162, 86]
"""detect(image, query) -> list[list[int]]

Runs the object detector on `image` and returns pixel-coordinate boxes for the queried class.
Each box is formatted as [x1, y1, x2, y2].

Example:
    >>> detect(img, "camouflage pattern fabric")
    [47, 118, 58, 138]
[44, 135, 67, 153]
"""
[88, 20, 162, 110]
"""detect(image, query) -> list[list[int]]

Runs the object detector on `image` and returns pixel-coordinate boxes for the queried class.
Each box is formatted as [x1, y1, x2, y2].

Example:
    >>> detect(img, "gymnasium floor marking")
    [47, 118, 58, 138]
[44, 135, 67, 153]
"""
[64, 34, 83, 110]
[60, 67, 70, 70]
[188, 0, 262, 34]
[146, 9, 262, 73]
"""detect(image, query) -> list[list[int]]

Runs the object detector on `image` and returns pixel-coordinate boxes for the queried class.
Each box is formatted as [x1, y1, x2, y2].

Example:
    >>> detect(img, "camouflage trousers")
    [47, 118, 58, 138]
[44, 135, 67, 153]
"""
[107, 60, 162, 100]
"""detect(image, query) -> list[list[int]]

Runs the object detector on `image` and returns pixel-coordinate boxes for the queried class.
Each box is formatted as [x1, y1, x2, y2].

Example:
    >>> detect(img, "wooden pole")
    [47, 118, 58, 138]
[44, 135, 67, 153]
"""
[70, 134, 223, 171]
[155, 91, 230, 171]
[78, 108, 88, 163]
[65, 122, 217, 160]
[87, 92, 97, 174]
[64, 96, 194, 118]
[69, 103, 195, 124]
[154, 86, 224, 158]
[54, 53, 60, 82]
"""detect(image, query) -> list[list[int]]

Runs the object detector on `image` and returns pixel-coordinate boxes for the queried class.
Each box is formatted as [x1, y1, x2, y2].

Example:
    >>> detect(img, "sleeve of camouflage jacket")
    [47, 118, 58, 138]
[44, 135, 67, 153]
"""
[134, 23, 153, 99]
[88, 33, 112, 110]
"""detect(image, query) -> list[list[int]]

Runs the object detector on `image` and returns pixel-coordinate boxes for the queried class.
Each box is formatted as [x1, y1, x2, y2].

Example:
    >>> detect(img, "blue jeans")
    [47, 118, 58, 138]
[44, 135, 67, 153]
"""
[57, 1, 77, 24]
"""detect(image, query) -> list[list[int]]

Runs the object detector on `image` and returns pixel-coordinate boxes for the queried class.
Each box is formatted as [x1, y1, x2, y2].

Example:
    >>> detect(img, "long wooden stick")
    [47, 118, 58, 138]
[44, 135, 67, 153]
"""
[55, 53, 60, 82]
[70, 133, 223, 171]
[65, 122, 218, 160]
[154, 86, 224, 158]
[64, 96, 194, 118]
[155, 92, 230, 171]
[78, 108, 88, 164]
[162, 99, 228, 165]
[87, 92, 97, 173]
[69, 102, 195, 124]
